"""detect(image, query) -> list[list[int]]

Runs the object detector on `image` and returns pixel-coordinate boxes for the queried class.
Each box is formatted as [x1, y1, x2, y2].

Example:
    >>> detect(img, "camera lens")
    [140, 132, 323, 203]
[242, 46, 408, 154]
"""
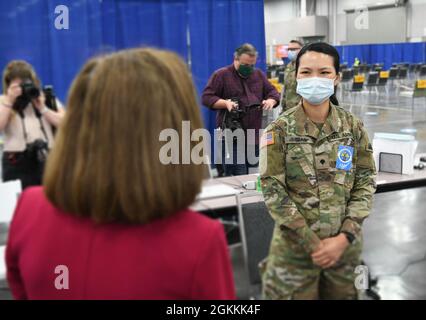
[21, 81, 40, 99]
[29, 87, 40, 98]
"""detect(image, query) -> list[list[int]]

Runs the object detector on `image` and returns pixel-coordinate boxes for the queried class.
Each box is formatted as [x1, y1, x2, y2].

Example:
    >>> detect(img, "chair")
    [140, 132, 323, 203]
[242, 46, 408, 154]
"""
[408, 64, 417, 78]
[389, 67, 399, 79]
[377, 71, 389, 98]
[398, 67, 408, 80]
[366, 72, 378, 88]
[365, 72, 379, 104]
[339, 69, 353, 101]
[386, 67, 399, 95]
[348, 75, 365, 108]
[236, 192, 275, 299]
[410, 79, 426, 114]
[359, 63, 368, 74]
[373, 63, 383, 73]
[278, 71, 285, 84]
[396, 67, 409, 93]
[352, 66, 360, 76]
[419, 65, 426, 78]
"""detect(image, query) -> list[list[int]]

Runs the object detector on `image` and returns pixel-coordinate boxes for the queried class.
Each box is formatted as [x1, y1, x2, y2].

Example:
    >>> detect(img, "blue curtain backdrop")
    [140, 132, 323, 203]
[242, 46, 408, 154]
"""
[336, 42, 426, 70]
[0, 0, 266, 139]
[0, 0, 189, 102]
[188, 0, 266, 136]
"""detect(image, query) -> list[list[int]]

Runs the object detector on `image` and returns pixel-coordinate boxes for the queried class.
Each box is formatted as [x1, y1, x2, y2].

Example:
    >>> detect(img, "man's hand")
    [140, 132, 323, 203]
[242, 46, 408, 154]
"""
[311, 234, 349, 269]
[224, 99, 238, 112]
[262, 99, 276, 111]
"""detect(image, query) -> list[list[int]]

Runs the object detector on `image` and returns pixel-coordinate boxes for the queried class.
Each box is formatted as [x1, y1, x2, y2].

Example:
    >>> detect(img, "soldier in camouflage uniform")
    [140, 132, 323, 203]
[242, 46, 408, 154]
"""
[259, 42, 377, 300]
[280, 40, 303, 112]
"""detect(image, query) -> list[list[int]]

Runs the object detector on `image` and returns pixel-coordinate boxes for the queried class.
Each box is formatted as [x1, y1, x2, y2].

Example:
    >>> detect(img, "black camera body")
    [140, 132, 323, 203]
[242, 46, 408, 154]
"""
[12, 81, 58, 115]
[12, 80, 41, 114]
[222, 98, 245, 131]
[21, 81, 41, 100]
[222, 98, 261, 131]
[25, 139, 49, 165]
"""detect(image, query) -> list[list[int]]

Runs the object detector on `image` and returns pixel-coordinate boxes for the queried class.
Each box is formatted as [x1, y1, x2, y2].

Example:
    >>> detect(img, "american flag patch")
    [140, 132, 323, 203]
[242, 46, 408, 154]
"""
[260, 132, 275, 148]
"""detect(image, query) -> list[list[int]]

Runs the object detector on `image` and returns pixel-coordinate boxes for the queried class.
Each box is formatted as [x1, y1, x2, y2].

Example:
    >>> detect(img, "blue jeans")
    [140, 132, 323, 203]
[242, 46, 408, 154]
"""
[220, 139, 259, 176]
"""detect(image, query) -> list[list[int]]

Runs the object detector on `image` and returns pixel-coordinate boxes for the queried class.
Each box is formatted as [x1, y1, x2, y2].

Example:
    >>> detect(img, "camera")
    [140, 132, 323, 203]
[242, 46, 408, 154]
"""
[12, 80, 41, 114]
[25, 139, 49, 165]
[222, 99, 262, 131]
[43, 85, 58, 112]
[21, 81, 41, 100]
[12, 81, 58, 116]
[222, 98, 245, 131]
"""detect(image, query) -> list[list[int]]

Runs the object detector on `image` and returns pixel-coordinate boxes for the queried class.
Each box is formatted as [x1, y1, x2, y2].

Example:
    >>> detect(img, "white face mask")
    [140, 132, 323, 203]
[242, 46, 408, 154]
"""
[287, 50, 297, 61]
[296, 77, 335, 105]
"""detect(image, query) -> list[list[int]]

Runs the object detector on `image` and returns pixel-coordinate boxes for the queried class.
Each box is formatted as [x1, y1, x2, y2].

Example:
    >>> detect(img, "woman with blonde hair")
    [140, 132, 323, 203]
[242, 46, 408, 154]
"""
[6, 48, 235, 300]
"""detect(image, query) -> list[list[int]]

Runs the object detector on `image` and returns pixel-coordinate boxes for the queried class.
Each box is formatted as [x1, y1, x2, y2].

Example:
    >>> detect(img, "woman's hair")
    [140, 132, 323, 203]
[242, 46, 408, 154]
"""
[2, 60, 41, 94]
[44, 48, 205, 224]
[295, 42, 340, 106]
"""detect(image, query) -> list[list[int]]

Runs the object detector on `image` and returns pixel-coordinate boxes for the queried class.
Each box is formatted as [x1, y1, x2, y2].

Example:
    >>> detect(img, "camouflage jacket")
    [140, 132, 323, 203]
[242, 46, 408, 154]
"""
[259, 102, 377, 253]
[280, 61, 301, 111]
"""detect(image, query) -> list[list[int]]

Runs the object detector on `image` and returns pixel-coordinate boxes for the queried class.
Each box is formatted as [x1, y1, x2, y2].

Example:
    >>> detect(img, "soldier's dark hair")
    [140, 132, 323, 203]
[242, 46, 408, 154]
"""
[295, 42, 340, 106]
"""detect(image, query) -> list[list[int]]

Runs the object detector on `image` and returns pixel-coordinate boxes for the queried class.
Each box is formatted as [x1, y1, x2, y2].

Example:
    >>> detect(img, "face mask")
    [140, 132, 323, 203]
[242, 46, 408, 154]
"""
[287, 50, 297, 61]
[296, 77, 335, 105]
[238, 64, 254, 78]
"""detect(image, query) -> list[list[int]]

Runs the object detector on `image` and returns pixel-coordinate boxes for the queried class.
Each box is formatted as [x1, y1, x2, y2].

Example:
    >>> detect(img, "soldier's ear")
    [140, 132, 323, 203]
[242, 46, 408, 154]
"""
[334, 74, 340, 86]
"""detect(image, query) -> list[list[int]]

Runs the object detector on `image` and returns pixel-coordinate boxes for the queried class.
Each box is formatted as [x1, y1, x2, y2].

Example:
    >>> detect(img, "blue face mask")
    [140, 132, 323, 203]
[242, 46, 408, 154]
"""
[296, 77, 335, 105]
[287, 50, 297, 61]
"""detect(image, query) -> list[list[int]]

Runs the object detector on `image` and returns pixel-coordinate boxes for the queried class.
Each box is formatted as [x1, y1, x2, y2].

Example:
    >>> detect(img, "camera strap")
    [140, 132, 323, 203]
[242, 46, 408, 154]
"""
[18, 104, 50, 146]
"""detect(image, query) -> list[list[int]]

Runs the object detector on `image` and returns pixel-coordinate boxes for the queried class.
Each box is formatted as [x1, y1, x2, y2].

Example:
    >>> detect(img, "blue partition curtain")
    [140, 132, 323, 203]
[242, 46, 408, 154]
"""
[188, 0, 266, 136]
[0, 0, 190, 102]
[0, 0, 266, 140]
[336, 42, 426, 70]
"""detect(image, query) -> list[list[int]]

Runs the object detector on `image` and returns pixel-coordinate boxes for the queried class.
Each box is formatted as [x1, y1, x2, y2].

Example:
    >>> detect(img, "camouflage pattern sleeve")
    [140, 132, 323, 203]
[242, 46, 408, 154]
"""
[259, 124, 321, 254]
[340, 120, 377, 242]
[281, 61, 301, 111]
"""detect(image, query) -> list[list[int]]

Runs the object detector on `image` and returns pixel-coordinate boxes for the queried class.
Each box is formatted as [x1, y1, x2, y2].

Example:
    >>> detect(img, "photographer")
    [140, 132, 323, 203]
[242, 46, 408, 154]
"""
[202, 43, 280, 176]
[0, 60, 65, 188]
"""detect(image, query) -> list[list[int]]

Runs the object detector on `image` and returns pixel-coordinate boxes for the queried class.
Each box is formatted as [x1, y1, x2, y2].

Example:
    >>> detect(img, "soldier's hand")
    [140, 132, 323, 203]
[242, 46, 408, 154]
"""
[311, 234, 349, 269]
[262, 99, 276, 111]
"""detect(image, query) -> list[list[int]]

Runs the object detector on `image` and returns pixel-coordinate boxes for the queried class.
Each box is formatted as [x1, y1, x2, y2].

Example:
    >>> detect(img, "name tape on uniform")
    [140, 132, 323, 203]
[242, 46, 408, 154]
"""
[285, 136, 314, 144]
